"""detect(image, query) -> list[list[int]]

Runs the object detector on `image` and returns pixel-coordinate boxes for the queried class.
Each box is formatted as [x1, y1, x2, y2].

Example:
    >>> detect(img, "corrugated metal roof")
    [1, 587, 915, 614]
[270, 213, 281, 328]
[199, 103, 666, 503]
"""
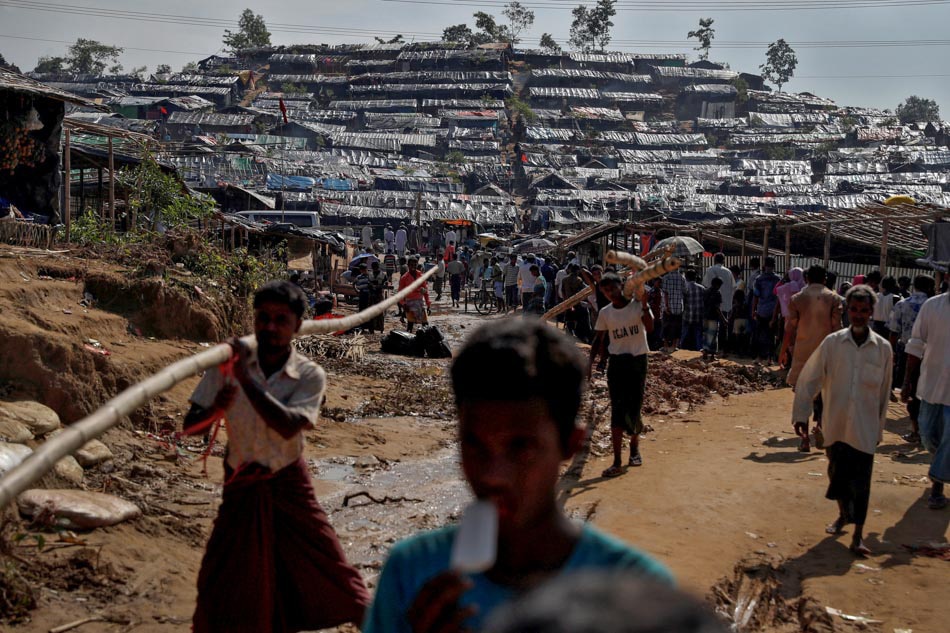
[332, 132, 437, 148]
[530, 69, 652, 83]
[351, 71, 511, 84]
[328, 99, 416, 111]
[746, 90, 836, 108]
[652, 67, 738, 80]
[397, 49, 503, 61]
[682, 84, 738, 96]
[166, 112, 256, 126]
[165, 74, 239, 87]
[570, 106, 625, 121]
[256, 91, 315, 101]
[351, 83, 511, 95]
[268, 74, 349, 84]
[568, 52, 632, 64]
[600, 92, 665, 103]
[268, 54, 319, 63]
[529, 87, 602, 99]
[422, 98, 505, 109]
[0, 68, 105, 108]
[696, 118, 748, 129]
[131, 83, 232, 96]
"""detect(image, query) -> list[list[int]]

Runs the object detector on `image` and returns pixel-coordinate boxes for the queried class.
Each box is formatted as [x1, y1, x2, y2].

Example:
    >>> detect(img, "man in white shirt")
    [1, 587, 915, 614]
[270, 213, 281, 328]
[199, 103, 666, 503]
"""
[902, 286, 950, 510]
[519, 254, 539, 312]
[588, 272, 654, 478]
[702, 253, 735, 350]
[395, 224, 408, 257]
[792, 285, 892, 556]
[384, 224, 395, 254]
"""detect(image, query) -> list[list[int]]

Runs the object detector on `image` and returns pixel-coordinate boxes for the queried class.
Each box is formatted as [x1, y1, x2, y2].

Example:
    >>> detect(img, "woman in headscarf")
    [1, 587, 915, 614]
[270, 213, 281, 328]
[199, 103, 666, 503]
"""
[774, 267, 806, 367]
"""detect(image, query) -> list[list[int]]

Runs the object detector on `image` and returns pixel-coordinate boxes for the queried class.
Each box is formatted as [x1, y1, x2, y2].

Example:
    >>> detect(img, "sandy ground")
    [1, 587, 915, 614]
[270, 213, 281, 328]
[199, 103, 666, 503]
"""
[571, 384, 948, 633]
[1, 250, 947, 633]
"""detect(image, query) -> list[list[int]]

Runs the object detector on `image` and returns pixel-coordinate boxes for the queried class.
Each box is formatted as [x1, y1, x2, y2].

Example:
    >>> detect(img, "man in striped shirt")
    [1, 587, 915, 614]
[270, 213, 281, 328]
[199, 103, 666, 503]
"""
[503, 253, 521, 312]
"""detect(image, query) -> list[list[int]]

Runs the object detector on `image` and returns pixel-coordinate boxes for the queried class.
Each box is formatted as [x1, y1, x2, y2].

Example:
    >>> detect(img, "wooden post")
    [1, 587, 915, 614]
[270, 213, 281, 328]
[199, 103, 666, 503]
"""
[64, 129, 71, 243]
[97, 168, 103, 215]
[741, 229, 746, 260]
[107, 136, 116, 228]
[79, 167, 85, 219]
[761, 226, 770, 259]
[880, 218, 889, 274]
[784, 227, 791, 272]
[823, 222, 832, 267]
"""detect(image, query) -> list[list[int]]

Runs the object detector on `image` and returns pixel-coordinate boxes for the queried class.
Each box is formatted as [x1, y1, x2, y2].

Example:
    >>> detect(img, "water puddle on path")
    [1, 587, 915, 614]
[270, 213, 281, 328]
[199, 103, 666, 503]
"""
[309, 417, 471, 583]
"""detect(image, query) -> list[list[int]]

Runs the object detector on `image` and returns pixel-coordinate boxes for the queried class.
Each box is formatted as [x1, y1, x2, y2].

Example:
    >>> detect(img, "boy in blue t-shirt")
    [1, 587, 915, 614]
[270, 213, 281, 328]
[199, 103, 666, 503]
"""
[363, 320, 672, 633]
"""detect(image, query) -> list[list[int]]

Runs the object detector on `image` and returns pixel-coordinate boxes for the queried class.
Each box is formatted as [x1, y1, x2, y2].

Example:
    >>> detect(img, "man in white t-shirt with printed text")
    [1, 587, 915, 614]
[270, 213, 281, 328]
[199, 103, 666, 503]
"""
[588, 272, 654, 478]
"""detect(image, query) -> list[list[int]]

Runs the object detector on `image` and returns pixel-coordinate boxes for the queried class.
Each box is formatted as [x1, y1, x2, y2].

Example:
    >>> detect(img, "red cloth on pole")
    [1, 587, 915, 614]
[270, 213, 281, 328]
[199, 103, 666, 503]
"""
[192, 458, 369, 633]
[640, 231, 655, 255]
[279, 98, 288, 124]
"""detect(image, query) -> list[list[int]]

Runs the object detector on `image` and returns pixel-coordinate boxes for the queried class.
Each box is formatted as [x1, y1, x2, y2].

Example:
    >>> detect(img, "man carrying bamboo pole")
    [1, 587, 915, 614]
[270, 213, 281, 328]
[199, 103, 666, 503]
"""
[183, 281, 370, 632]
[588, 272, 654, 477]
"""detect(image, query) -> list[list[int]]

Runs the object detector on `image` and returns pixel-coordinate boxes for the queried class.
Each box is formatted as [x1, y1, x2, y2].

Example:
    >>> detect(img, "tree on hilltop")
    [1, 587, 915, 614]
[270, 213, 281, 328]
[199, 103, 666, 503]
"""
[569, 0, 617, 53]
[223, 9, 271, 51]
[501, 2, 535, 44]
[760, 39, 797, 92]
[539, 33, 562, 54]
[896, 96, 940, 123]
[687, 18, 715, 61]
[442, 2, 535, 47]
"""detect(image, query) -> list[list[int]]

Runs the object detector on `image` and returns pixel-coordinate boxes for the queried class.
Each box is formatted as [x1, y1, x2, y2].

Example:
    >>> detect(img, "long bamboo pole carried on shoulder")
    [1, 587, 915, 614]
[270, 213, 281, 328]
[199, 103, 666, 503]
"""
[0, 266, 437, 509]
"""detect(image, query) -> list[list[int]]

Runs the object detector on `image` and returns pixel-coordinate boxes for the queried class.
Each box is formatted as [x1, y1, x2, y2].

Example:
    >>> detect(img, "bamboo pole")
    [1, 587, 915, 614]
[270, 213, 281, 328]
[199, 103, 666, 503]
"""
[823, 222, 832, 267]
[741, 229, 746, 260]
[784, 227, 791, 272]
[541, 286, 594, 321]
[880, 218, 889, 274]
[0, 266, 437, 510]
[761, 226, 770, 260]
[107, 136, 116, 228]
[64, 130, 71, 243]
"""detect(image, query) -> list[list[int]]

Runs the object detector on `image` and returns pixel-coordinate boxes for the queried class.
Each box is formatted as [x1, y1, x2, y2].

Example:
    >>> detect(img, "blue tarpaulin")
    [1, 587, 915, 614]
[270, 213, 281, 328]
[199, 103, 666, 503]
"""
[317, 177, 355, 191]
[266, 174, 316, 191]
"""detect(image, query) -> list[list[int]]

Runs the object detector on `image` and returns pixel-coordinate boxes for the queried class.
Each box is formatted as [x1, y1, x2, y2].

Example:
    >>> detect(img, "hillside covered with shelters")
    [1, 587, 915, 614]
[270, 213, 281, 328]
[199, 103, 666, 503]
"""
[3, 38, 945, 273]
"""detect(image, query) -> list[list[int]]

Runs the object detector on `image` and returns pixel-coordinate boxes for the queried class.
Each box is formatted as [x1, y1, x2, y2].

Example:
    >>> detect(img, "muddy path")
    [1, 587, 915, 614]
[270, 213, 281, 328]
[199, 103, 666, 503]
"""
[1, 257, 944, 632]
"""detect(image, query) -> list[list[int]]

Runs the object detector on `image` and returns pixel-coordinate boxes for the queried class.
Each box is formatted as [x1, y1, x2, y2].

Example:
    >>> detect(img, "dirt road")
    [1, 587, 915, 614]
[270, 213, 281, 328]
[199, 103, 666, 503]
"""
[1, 252, 946, 632]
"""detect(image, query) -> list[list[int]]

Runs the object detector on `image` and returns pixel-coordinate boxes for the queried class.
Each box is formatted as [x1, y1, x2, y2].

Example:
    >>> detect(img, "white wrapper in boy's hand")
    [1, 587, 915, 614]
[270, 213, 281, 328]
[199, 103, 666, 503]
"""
[450, 500, 498, 574]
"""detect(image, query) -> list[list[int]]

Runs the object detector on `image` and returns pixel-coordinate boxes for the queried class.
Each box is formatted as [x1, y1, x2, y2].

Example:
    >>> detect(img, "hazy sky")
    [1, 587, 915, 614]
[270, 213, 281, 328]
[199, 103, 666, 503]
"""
[2, 0, 949, 115]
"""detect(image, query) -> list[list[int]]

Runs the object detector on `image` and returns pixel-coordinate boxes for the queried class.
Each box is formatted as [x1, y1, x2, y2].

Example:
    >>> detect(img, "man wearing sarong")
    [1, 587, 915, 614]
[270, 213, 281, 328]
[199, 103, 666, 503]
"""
[184, 281, 370, 632]
[792, 285, 892, 557]
[398, 256, 430, 332]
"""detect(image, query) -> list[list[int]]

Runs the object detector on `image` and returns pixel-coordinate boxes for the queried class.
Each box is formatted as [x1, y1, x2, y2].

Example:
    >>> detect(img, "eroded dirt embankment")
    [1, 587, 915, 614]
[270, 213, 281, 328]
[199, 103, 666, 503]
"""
[0, 253, 248, 423]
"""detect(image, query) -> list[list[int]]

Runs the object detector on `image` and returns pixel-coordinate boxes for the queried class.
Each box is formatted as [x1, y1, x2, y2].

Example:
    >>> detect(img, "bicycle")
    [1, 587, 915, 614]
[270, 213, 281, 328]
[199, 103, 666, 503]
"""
[474, 280, 499, 315]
